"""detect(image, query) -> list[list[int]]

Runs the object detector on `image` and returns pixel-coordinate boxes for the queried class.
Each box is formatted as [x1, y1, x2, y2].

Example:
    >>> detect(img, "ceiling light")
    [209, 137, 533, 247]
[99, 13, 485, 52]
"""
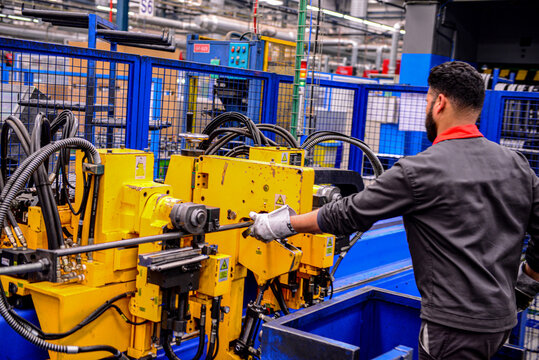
[344, 15, 366, 24]
[7, 15, 33, 22]
[260, 0, 284, 5]
[322, 9, 344, 18]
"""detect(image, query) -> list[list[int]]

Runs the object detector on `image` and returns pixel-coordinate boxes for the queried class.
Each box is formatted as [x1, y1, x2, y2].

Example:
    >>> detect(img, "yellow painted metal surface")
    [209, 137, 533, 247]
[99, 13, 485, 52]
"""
[0, 276, 31, 296]
[164, 155, 195, 201]
[27, 281, 135, 360]
[249, 147, 305, 166]
[288, 233, 335, 269]
[198, 254, 232, 297]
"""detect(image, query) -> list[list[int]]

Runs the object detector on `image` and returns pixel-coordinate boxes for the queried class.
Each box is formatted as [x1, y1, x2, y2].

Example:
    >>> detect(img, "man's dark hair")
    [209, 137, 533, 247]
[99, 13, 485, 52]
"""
[428, 61, 485, 111]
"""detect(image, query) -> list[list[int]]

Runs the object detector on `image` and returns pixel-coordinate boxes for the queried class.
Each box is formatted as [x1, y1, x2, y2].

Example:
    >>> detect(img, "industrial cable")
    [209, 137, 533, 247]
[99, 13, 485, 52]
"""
[1, 116, 62, 249]
[302, 134, 384, 177]
[200, 112, 264, 150]
[0, 139, 122, 359]
[205, 296, 222, 360]
[255, 124, 299, 148]
[269, 279, 290, 315]
[224, 145, 252, 158]
[301, 130, 369, 150]
[329, 231, 364, 280]
[162, 304, 206, 360]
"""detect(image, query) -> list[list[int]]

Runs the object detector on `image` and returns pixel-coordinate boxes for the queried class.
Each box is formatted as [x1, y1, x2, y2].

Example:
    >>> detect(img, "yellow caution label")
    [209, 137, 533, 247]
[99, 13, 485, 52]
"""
[281, 152, 288, 164]
[135, 156, 147, 179]
[499, 69, 510, 78]
[275, 194, 286, 208]
[218, 258, 229, 282]
[326, 236, 334, 256]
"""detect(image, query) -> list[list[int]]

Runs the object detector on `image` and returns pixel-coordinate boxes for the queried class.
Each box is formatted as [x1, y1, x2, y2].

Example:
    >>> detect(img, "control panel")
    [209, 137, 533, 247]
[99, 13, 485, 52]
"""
[228, 42, 250, 69]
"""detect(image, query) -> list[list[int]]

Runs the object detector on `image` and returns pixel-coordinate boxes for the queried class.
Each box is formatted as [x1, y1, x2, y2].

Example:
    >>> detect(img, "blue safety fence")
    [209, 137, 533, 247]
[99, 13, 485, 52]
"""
[138, 57, 281, 179]
[482, 90, 539, 176]
[350, 84, 430, 181]
[0, 37, 538, 357]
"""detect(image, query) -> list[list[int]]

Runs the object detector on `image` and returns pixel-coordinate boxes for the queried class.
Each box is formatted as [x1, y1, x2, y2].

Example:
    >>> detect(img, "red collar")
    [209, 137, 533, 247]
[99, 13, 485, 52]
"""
[433, 124, 484, 145]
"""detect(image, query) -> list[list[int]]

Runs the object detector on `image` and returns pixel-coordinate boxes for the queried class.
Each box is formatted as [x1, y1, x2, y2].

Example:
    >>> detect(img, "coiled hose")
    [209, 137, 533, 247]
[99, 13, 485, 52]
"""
[199, 112, 265, 150]
[256, 124, 299, 148]
[302, 134, 384, 178]
[0, 138, 124, 358]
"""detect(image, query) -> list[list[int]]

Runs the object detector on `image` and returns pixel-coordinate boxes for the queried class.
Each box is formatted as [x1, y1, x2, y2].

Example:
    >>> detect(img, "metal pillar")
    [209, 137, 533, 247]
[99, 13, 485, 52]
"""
[117, 0, 130, 31]
[290, 0, 307, 138]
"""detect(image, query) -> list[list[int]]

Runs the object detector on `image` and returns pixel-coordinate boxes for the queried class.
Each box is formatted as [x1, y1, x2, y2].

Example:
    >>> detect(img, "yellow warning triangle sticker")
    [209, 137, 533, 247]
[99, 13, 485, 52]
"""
[281, 153, 288, 163]
[328, 238, 333, 247]
[220, 260, 228, 270]
[276, 195, 285, 206]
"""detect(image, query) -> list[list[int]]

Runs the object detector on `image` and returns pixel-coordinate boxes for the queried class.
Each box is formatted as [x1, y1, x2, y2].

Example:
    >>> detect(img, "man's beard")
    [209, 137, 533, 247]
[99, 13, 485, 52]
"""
[425, 104, 437, 143]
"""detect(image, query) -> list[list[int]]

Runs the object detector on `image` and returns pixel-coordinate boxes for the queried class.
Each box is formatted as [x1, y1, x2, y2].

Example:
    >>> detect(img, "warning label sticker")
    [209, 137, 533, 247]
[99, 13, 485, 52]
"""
[274, 194, 286, 208]
[218, 258, 229, 282]
[326, 236, 334, 256]
[281, 152, 288, 164]
[135, 156, 147, 179]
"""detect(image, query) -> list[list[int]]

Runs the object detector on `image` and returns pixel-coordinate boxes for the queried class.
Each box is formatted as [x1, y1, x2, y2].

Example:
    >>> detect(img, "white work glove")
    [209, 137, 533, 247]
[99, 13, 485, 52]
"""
[248, 205, 297, 242]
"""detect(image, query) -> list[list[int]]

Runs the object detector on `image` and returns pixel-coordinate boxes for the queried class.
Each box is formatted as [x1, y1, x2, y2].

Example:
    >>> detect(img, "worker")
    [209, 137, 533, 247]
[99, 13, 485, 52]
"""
[248, 61, 539, 360]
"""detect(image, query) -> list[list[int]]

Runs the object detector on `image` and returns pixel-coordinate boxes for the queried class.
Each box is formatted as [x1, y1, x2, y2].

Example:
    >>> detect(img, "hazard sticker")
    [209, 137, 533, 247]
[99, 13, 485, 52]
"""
[135, 156, 147, 179]
[326, 236, 334, 256]
[274, 194, 286, 208]
[281, 152, 288, 164]
[218, 258, 229, 282]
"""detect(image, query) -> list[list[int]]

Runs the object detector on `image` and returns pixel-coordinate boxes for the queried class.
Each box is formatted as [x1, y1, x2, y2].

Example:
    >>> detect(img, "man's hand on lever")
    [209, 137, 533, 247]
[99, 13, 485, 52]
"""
[247, 206, 322, 242]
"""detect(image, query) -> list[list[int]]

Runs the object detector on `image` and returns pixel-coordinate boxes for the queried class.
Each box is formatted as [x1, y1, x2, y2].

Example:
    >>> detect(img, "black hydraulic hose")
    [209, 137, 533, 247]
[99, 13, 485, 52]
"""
[42, 292, 131, 340]
[270, 279, 290, 315]
[302, 134, 384, 177]
[87, 174, 101, 256]
[256, 124, 299, 148]
[301, 130, 370, 150]
[205, 129, 276, 156]
[330, 231, 364, 279]
[193, 304, 206, 360]
[205, 297, 222, 360]
[224, 145, 251, 158]
[30, 114, 64, 248]
[162, 304, 206, 360]
[0, 138, 100, 232]
[2, 117, 61, 249]
[200, 112, 263, 150]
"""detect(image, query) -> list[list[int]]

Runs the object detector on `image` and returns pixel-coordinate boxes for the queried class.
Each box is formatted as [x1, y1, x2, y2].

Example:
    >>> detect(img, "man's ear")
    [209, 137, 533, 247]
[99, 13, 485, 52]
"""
[434, 93, 447, 114]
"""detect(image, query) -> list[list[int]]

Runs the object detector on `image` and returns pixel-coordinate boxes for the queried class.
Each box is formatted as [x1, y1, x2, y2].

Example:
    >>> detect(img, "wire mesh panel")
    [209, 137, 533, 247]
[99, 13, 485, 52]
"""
[361, 88, 429, 179]
[276, 79, 357, 170]
[148, 64, 266, 179]
[0, 47, 132, 174]
[0, 39, 137, 209]
[499, 98, 539, 176]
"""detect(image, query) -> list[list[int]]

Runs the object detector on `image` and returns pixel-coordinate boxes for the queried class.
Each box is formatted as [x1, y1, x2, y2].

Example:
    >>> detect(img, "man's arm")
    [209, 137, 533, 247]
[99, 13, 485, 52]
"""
[249, 161, 416, 241]
[290, 209, 321, 234]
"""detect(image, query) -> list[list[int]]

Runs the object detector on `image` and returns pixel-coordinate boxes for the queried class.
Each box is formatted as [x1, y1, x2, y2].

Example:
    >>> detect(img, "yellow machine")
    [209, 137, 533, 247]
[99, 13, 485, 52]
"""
[0, 145, 350, 360]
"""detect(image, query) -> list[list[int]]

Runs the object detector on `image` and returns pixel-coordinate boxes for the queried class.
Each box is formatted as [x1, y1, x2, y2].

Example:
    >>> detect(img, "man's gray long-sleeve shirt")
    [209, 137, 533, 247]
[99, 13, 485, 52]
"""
[318, 136, 539, 332]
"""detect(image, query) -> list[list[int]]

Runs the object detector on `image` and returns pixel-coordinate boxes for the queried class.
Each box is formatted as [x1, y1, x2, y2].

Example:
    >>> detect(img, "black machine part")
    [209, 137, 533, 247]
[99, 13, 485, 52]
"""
[313, 168, 364, 198]
[170, 203, 208, 235]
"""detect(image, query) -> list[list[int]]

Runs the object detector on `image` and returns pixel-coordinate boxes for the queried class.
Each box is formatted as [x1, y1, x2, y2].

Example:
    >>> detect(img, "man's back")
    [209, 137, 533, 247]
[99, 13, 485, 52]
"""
[400, 137, 535, 332]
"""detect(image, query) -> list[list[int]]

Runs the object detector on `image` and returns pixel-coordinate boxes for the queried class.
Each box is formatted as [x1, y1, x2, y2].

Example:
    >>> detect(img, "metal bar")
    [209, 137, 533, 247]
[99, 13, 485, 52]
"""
[53, 233, 182, 257]
[0, 37, 139, 62]
[0, 260, 47, 275]
[48, 222, 253, 257]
